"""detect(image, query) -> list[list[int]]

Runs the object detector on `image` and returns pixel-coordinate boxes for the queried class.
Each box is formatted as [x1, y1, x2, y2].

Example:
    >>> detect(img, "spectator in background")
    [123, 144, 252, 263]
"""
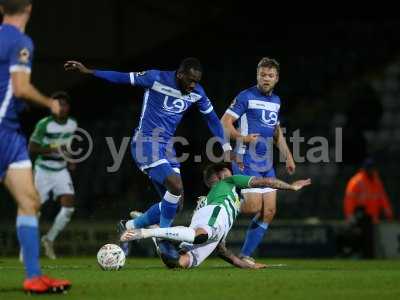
[344, 158, 393, 224]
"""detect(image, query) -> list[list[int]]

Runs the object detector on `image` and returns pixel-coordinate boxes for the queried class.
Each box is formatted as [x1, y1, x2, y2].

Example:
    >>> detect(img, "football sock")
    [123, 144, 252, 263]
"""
[16, 216, 41, 278]
[46, 207, 75, 242]
[142, 226, 195, 243]
[126, 202, 161, 229]
[240, 217, 269, 257]
[160, 191, 181, 228]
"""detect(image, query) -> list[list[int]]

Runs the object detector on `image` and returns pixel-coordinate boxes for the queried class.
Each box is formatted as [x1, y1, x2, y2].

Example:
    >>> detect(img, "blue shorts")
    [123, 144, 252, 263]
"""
[131, 138, 180, 192]
[232, 160, 276, 194]
[0, 127, 31, 180]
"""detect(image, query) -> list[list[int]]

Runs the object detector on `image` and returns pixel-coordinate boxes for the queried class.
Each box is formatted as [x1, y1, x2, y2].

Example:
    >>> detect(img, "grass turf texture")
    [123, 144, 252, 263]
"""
[0, 258, 399, 299]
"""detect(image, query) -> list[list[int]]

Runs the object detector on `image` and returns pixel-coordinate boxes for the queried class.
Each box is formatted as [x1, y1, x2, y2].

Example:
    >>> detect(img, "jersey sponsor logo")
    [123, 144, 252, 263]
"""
[163, 96, 188, 113]
[18, 48, 30, 64]
[248, 100, 280, 127]
[153, 81, 182, 99]
[248, 100, 280, 112]
[152, 81, 202, 102]
[261, 111, 279, 127]
[136, 71, 146, 76]
[161, 87, 174, 93]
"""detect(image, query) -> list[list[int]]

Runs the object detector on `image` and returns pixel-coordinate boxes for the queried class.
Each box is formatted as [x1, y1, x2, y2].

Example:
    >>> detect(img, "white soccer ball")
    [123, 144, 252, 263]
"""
[97, 244, 126, 271]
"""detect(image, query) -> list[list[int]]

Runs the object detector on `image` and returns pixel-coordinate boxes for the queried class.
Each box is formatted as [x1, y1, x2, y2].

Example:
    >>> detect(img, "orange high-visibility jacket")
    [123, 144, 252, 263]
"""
[344, 170, 393, 224]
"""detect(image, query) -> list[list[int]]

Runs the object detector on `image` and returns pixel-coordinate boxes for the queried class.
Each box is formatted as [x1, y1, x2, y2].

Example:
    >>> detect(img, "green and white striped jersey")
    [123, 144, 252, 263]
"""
[30, 116, 77, 171]
[205, 175, 253, 227]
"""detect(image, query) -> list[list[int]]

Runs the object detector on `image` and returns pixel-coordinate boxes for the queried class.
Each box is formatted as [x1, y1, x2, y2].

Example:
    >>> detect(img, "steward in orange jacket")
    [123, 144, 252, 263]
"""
[344, 160, 393, 224]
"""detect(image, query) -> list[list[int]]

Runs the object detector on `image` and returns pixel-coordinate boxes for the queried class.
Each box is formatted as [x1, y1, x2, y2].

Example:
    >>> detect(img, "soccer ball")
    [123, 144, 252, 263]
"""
[97, 244, 126, 271]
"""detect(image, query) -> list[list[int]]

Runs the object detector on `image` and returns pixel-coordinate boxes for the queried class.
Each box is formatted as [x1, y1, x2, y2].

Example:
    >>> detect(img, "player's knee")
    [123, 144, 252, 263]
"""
[160, 252, 180, 269]
[240, 196, 262, 215]
[193, 233, 208, 244]
[165, 176, 184, 196]
[262, 207, 276, 222]
[168, 183, 183, 196]
[19, 191, 41, 214]
[60, 195, 75, 207]
[159, 240, 181, 269]
[193, 228, 209, 244]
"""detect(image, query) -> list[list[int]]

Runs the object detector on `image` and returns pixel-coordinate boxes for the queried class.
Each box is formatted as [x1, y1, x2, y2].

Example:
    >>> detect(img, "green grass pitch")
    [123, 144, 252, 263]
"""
[0, 258, 400, 300]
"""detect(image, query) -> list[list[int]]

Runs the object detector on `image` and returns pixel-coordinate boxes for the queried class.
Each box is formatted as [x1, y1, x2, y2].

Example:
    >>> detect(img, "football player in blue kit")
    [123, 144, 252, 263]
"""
[64, 58, 232, 235]
[0, 0, 71, 293]
[221, 57, 296, 263]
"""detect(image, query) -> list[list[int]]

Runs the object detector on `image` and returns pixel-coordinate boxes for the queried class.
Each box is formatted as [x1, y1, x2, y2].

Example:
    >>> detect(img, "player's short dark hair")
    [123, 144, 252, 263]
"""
[51, 91, 70, 103]
[257, 57, 280, 73]
[203, 162, 231, 186]
[0, 0, 31, 15]
[178, 57, 203, 74]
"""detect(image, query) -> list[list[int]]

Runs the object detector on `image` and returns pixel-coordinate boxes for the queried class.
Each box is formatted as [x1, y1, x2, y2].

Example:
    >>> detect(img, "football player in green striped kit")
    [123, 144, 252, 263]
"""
[121, 163, 311, 269]
[29, 91, 77, 259]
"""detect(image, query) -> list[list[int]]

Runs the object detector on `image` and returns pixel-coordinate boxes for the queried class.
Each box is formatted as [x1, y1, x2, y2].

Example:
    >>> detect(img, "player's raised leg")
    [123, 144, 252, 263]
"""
[121, 226, 209, 269]
[128, 160, 183, 229]
[121, 226, 208, 244]
[124, 174, 182, 230]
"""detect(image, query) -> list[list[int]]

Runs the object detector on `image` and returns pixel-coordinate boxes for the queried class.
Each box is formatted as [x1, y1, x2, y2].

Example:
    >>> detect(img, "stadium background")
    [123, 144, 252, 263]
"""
[1, 1, 399, 258]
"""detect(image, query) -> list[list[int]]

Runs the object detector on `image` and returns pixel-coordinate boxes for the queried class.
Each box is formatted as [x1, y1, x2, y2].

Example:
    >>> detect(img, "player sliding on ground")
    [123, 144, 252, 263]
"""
[121, 163, 311, 269]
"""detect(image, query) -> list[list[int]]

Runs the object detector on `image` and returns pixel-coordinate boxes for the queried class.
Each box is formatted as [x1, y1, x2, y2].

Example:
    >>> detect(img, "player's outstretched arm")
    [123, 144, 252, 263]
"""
[11, 72, 60, 116]
[64, 60, 131, 84]
[250, 177, 311, 191]
[217, 241, 266, 269]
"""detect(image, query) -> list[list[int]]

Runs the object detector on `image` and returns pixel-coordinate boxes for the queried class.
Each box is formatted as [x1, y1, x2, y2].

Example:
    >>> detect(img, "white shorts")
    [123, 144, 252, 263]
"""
[184, 205, 231, 268]
[34, 166, 74, 203]
[241, 187, 276, 194]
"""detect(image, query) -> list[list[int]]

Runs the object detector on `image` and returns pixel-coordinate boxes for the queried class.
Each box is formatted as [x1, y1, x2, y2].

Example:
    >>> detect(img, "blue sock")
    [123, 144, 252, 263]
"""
[159, 192, 180, 228]
[240, 218, 269, 257]
[133, 202, 161, 228]
[16, 216, 41, 278]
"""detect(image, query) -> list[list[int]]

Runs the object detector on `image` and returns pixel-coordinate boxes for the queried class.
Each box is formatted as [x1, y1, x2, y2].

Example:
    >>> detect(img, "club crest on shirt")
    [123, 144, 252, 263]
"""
[18, 48, 30, 64]
[136, 71, 146, 76]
